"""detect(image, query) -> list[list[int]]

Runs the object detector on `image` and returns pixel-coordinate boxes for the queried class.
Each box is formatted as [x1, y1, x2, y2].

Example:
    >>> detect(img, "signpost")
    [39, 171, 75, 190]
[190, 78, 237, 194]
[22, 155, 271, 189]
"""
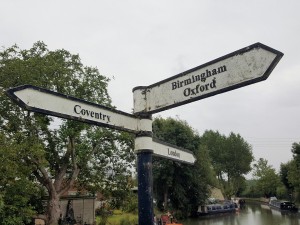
[133, 43, 283, 114]
[6, 42, 283, 225]
[132, 42, 283, 225]
[6, 85, 142, 134]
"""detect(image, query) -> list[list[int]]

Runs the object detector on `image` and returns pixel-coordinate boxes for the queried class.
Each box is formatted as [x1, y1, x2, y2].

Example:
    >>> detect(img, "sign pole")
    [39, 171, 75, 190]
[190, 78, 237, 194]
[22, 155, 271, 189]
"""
[134, 115, 154, 225]
[137, 150, 153, 225]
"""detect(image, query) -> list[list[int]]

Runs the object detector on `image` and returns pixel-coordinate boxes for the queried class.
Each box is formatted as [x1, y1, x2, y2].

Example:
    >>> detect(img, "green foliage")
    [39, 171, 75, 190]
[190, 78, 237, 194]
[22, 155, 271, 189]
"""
[289, 143, 300, 195]
[280, 143, 300, 201]
[96, 212, 138, 225]
[200, 130, 253, 198]
[280, 161, 296, 200]
[0, 180, 37, 225]
[120, 216, 134, 225]
[281, 159, 300, 201]
[152, 118, 253, 215]
[276, 184, 288, 199]
[122, 194, 138, 214]
[76, 129, 135, 206]
[291, 142, 300, 162]
[0, 42, 135, 224]
[246, 142, 300, 200]
[95, 207, 110, 225]
[253, 158, 282, 198]
[199, 130, 226, 177]
[240, 179, 261, 198]
[286, 160, 300, 190]
[152, 117, 215, 216]
[0, 132, 39, 224]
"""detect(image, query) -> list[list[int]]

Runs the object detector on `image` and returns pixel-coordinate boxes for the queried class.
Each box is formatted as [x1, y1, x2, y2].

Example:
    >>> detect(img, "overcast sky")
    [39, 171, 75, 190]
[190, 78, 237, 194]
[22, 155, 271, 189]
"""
[2, 0, 300, 176]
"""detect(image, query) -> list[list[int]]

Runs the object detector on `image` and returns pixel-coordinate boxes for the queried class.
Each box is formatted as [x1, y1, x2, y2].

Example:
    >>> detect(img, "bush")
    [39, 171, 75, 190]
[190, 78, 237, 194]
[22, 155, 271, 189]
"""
[95, 207, 112, 225]
[95, 208, 110, 216]
[122, 195, 138, 214]
[120, 216, 137, 225]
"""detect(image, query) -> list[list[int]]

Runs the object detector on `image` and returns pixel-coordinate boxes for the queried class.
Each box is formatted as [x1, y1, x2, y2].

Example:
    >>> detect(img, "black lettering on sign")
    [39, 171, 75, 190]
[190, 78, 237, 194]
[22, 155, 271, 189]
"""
[171, 65, 226, 90]
[168, 148, 180, 158]
[183, 78, 217, 97]
[74, 105, 111, 123]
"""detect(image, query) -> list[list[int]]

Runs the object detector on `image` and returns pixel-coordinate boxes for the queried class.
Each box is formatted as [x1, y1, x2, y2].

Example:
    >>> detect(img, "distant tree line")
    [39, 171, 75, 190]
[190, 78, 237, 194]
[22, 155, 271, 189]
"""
[243, 143, 300, 202]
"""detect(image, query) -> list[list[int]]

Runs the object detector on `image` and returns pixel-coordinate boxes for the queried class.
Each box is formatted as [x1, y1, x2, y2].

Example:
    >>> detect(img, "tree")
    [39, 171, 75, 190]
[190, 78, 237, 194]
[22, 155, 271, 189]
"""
[281, 142, 300, 201]
[198, 130, 226, 180]
[0, 132, 41, 224]
[152, 117, 216, 217]
[0, 42, 135, 225]
[252, 158, 281, 198]
[291, 142, 300, 165]
[290, 143, 300, 191]
[280, 162, 294, 198]
[200, 130, 253, 198]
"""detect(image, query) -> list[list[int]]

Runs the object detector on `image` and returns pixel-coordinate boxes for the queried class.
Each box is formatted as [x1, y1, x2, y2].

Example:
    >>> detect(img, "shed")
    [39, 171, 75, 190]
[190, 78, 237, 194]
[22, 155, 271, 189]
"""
[59, 195, 96, 225]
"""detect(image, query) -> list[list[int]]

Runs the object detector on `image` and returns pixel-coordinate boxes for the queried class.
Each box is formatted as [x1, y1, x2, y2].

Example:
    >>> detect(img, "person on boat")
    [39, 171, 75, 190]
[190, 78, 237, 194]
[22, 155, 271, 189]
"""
[167, 211, 171, 217]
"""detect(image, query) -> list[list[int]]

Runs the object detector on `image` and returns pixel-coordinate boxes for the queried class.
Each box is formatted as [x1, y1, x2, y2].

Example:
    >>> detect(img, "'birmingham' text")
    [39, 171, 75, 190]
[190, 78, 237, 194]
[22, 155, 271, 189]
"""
[171, 65, 226, 90]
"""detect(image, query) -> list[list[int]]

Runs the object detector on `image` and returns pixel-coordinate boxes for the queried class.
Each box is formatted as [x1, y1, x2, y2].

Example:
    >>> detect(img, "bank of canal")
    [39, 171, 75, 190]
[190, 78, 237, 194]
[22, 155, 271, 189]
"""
[181, 202, 300, 225]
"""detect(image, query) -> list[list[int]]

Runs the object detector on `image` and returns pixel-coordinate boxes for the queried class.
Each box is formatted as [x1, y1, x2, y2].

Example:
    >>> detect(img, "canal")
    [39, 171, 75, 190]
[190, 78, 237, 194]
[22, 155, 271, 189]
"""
[181, 202, 300, 225]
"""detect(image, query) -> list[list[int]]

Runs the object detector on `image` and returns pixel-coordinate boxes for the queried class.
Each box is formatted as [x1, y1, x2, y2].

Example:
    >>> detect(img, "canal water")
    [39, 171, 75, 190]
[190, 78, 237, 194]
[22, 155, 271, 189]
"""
[181, 202, 300, 225]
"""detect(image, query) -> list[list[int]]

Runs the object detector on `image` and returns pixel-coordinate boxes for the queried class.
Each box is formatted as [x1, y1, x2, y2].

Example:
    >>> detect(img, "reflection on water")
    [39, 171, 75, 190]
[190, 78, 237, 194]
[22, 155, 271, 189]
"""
[182, 202, 300, 225]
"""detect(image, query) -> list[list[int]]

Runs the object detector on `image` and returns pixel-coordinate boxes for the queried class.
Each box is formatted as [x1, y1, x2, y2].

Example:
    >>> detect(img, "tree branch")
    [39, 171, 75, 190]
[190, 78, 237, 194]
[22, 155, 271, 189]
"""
[53, 136, 73, 191]
[58, 136, 80, 195]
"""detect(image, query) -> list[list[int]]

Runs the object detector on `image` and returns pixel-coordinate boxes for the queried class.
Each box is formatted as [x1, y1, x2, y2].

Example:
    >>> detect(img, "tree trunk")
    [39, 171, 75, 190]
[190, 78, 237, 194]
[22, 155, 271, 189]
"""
[47, 195, 61, 225]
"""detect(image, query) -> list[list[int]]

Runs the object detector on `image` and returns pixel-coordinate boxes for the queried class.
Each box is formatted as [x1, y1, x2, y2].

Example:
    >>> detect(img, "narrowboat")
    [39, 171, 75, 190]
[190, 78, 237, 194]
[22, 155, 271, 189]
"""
[197, 201, 237, 216]
[269, 197, 298, 212]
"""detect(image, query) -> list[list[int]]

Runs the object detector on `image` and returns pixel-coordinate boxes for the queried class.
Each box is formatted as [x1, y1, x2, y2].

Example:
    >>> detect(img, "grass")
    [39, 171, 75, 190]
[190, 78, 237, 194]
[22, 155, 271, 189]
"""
[96, 210, 138, 225]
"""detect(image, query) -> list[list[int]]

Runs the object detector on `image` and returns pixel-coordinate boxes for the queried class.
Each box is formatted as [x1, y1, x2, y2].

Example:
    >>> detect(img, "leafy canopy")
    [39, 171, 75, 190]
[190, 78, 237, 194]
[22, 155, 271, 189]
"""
[152, 117, 216, 217]
[0, 42, 135, 225]
[200, 130, 253, 198]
